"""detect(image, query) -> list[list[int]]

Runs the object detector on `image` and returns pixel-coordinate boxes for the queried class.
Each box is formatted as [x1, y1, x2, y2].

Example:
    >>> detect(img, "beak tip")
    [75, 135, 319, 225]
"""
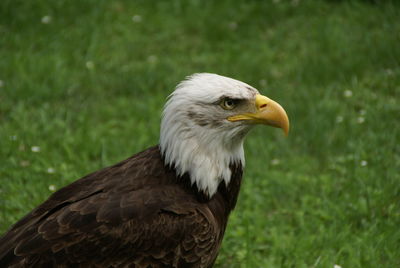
[284, 129, 289, 136]
[283, 124, 289, 136]
[280, 112, 290, 137]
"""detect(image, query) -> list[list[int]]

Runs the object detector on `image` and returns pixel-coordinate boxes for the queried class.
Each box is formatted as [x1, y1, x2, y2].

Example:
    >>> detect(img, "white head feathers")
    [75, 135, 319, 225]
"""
[160, 73, 259, 197]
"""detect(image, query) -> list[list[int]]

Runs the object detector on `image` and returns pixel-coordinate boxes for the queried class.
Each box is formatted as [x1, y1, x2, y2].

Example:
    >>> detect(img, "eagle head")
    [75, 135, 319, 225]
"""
[160, 73, 289, 197]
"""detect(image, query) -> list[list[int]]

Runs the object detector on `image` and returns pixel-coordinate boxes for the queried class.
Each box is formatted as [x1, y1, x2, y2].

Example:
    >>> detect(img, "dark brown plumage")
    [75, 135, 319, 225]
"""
[0, 146, 243, 267]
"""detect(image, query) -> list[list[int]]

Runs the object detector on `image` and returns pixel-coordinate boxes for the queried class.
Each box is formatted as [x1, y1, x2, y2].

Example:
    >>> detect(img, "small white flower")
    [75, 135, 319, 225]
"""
[132, 15, 142, 23]
[357, 116, 365, 124]
[31, 146, 41, 152]
[259, 79, 267, 87]
[48, 185, 56, 192]
[291, 0, 300, 6]
[41, 15, 52, 24]
[86, 61, 95, 70]
[47, 167, 55, 174]
[271, 159, 280, 165]
[334, 265, 342, 268]
[0, 80, 4, 87]
[228, 22, 238, 30]
[147, 55, 157, 63]
[20, 160, 30, 167]
[360, 160, 368, 167]
[336, 116, 343, 123]
[343, 90, 353, 98]
[385, 69, 394, 76]
[271, 69, 282, 78]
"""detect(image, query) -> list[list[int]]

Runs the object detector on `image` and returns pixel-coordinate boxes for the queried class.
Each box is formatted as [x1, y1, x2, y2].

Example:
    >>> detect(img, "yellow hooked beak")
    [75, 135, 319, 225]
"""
[227, 94, 290, 136]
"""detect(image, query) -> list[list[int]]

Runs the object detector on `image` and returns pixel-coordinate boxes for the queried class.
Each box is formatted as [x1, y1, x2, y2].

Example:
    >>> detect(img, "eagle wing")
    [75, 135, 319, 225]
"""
[0, 186, 219, 267]
[0, 147, 221, 267]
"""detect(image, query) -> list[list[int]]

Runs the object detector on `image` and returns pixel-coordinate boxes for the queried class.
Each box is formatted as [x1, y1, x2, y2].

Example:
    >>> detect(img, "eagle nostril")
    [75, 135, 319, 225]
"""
[260, 104, 267, 109]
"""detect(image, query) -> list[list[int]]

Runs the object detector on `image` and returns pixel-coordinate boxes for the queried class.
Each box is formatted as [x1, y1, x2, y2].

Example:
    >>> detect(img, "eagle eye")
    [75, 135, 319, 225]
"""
[220, 98, 238, 110]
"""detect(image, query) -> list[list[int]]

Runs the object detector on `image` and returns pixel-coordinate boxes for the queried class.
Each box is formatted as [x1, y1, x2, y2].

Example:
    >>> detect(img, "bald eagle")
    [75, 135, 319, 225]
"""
[0, 73, 289, 267]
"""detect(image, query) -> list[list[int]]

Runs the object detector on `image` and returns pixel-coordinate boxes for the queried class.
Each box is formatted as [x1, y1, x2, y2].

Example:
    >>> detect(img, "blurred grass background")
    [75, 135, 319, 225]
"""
[1, 0, 399, 267]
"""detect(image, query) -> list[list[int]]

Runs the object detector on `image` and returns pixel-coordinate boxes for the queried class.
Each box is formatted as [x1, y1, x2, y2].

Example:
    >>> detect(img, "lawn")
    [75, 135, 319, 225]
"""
[1, 0, 399, 267]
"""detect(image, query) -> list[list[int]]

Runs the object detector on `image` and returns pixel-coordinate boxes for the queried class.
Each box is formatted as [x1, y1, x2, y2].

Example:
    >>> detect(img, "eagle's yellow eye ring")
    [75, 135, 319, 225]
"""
[220, 98, 237, 110]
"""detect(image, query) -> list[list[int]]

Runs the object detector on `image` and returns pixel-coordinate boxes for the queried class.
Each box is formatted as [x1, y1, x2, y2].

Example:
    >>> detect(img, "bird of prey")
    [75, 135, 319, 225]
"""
[0, 73, 289, 267]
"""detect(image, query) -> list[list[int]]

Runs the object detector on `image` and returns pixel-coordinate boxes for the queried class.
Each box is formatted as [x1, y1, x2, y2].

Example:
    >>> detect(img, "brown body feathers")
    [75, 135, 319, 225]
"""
[0, 146, 243, 267]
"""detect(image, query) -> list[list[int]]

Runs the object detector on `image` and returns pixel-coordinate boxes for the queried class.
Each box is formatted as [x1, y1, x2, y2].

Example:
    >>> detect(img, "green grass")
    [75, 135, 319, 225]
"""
[1, 0, 399, 267]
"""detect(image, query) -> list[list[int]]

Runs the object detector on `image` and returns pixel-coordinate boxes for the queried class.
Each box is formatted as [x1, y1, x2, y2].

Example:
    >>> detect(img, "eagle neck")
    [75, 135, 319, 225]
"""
[159, 125, 246, 198]
[160, 146, 243, 213]
[217, 161, 244, 212]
